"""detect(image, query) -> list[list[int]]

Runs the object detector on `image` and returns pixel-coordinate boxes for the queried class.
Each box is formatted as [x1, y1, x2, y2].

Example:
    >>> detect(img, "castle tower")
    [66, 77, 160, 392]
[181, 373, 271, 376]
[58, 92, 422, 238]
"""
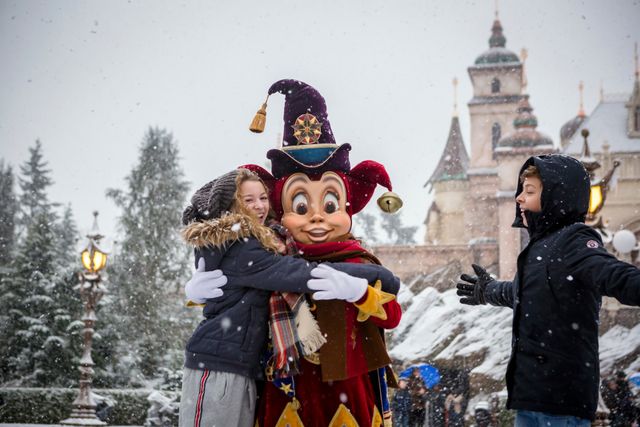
[494, 95, 555, 277]
[424, 79, 470, 244]
[464, 16, 525, 249]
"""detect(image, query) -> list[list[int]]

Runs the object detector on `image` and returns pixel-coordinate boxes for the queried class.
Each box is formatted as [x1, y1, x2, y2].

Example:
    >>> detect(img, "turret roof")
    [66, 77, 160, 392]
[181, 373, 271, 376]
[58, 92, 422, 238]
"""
[425, 116, 469, 187]
[474, 19, 520, 66]
[497, 95, 553, 148]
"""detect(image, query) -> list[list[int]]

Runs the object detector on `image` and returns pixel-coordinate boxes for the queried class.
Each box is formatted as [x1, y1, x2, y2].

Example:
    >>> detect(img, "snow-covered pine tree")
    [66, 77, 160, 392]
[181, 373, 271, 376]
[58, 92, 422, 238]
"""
[104, 127, 192, 386]
[17, 140, 54, 230]
[1, 142, 83, 386]
[380, 210, 418, 245]
[45, 204, 82, 387]
[0, 160, 19, 383]
[353, 210, 379, 245]
[4, 140, 59, 385]
[0, 160, 18, 267]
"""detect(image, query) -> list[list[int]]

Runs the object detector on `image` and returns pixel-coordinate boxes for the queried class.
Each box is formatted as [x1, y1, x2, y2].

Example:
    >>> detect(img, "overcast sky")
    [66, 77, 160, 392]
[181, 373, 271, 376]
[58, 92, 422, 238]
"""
[1, 0, 639, 242]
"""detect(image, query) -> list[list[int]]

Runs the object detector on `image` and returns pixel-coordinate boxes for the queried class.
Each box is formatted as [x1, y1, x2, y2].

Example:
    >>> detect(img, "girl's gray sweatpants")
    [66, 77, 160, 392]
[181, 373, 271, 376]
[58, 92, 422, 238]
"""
[179, 367, 257, 427]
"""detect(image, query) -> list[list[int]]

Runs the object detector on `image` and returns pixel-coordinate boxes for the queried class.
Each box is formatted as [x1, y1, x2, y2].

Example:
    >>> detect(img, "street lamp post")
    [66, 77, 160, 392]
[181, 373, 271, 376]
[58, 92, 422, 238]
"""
[578, 129, 621, 227]
[61, 211, 108, 426]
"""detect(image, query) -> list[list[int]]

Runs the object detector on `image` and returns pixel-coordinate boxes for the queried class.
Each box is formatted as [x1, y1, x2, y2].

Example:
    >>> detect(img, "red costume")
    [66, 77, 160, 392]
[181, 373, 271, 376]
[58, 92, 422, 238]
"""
[258, 240, 401, 426]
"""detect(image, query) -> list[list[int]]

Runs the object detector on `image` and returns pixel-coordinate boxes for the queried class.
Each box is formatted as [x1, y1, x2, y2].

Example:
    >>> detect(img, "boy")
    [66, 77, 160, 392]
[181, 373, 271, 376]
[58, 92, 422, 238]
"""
[457, 154, 640, 426]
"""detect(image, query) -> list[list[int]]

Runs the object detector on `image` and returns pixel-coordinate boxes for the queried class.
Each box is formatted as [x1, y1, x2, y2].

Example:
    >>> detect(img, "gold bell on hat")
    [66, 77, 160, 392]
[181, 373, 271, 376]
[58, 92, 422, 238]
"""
[377, 191, 403, 213]
[249, 96, 269, 133]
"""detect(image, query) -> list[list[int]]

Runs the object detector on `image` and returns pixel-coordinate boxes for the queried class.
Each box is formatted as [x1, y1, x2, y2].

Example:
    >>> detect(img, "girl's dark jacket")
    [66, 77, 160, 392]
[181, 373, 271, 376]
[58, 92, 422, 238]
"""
[483, 155, 640, 421]
[182, 213, 400, 380]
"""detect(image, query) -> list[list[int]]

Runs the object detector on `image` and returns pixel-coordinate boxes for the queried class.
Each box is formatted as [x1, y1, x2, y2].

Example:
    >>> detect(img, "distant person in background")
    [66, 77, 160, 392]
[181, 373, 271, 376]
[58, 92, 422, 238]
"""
[445, 390, 465, 427]
[408, 367, 427, 425]
[392, 379, 412, 427]
[409, 386, 427, 427]
[601, 372, 638, 427]
[427, 383, 446, 427]
[473, 401, 493, 427]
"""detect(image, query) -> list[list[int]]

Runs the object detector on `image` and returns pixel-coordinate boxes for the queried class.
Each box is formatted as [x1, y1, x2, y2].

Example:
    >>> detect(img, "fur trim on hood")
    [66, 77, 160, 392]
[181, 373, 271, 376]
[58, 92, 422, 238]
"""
[182, 212, 279, 251]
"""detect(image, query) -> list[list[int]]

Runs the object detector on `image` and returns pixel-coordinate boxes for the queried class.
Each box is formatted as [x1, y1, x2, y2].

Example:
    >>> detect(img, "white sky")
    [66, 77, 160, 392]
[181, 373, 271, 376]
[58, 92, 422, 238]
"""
[1, 0, 639, 240]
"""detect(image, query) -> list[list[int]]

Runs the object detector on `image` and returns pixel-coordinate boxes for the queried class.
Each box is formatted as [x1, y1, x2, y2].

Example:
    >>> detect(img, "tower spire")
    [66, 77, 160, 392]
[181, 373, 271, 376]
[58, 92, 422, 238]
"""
[578, 81, 586, 117]
[520, 48, 528, 94]
[495, 0, 499, 19]
[489, 14, 506, 48]
[452, 77, 458, 117]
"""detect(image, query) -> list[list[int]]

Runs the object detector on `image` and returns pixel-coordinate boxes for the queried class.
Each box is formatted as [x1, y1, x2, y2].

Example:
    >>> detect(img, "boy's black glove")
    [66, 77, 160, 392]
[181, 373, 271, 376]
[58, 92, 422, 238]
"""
[456, 264, 492, 305]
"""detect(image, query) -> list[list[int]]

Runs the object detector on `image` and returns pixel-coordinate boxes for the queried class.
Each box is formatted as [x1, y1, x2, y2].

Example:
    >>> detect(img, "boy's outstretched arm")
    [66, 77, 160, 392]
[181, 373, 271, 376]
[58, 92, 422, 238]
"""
[564, 227, 640, 305]
[456, 264, 515, 308]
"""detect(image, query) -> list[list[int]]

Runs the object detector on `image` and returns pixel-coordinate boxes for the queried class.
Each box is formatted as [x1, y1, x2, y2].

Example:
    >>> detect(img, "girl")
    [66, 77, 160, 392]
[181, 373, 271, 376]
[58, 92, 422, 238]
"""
[178, 168, 399, 427]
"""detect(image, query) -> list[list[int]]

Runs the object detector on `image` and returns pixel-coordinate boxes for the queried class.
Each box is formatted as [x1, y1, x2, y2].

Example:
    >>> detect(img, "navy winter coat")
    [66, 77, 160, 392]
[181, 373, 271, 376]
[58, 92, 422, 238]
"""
[182, 214, 400, 380]
[484, 155, 640, 420]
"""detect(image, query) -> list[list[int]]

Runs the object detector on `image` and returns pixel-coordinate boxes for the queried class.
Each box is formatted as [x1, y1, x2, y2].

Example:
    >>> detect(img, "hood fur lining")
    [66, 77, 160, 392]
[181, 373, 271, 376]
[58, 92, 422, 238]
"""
[182, 213, 278, 251]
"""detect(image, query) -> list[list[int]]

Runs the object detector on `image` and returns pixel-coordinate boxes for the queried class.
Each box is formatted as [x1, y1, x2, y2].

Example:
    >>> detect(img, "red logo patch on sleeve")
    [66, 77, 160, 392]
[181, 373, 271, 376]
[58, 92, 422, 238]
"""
[586, 240, 599, 249]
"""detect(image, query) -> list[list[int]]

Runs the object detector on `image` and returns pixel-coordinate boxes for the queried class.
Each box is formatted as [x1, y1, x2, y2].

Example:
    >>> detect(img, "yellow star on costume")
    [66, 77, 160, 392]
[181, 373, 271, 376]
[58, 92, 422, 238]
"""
[279, 383, 293, 395]
[354, 280, 396, 322]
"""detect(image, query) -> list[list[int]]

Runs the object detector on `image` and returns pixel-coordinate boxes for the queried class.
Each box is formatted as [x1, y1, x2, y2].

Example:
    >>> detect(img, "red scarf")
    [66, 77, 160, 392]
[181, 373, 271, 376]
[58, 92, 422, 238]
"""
[295, 238, 381, 265]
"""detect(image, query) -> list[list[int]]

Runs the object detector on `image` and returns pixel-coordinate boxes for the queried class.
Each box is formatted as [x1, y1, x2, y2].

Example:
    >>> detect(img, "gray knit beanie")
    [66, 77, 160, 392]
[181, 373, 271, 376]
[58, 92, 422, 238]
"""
[182, 169, 239, 225]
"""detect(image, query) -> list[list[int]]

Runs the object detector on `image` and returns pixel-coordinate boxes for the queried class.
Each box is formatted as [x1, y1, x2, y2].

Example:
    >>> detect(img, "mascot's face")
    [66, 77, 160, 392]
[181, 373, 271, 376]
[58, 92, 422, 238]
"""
[281, 172, 351, 244]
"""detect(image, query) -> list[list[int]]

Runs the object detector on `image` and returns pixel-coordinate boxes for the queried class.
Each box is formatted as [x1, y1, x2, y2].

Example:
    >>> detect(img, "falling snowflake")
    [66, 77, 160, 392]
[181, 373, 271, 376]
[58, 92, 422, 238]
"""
[231, 223, 241, 232]
[567, 275, 574, 281]
[220, 317, 231, 331]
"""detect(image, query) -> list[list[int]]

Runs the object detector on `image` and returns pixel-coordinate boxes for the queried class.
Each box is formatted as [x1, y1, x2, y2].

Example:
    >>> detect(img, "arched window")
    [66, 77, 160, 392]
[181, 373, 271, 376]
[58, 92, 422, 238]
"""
[492, 122, 501, 150]
[491, 77, 501, 94]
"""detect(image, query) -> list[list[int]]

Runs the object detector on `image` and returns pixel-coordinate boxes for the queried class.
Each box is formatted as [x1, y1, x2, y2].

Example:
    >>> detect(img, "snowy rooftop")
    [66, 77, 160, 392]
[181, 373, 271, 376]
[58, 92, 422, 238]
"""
[564, 94, 639, 155]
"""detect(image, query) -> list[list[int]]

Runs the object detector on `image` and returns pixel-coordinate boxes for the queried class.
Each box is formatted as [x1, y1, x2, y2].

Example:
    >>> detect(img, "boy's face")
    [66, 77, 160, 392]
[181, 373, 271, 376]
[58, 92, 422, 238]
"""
[516, 175, 543, 227]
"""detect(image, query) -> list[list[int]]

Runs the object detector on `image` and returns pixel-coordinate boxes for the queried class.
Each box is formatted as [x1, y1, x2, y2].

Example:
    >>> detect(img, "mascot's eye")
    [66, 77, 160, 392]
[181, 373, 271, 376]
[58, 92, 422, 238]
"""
[323, 192, 339, 214]
[292, 193, 308, 215]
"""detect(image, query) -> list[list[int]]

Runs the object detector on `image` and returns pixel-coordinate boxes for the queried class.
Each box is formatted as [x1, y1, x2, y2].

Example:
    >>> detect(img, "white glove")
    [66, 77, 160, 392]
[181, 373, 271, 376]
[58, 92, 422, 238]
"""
[185, 258, 228, 303]
[308, 264, 368, 302]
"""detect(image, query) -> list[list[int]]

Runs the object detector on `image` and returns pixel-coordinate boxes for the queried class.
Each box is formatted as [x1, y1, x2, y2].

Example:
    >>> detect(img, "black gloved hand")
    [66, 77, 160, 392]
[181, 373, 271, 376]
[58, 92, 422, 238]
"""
[456, 264, 493, 305]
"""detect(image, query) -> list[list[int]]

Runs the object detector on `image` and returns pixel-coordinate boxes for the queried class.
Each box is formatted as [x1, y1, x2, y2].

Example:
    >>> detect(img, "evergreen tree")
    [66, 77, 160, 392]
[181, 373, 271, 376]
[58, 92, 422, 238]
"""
[353, 210, 379, 244]
[0, 160, 18, 267]
[18, 140, 54, 228]
[45, 205, 82, 387]
[1, 141, 82, 386]
[380, 211, 418, 245]
[103, 127, 191, 385]
[0, 160, 18, 383]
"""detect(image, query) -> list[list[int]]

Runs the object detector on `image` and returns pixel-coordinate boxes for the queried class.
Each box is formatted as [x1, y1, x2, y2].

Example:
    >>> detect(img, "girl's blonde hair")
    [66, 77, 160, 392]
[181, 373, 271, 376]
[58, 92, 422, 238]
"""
[231, 168, 279, 252]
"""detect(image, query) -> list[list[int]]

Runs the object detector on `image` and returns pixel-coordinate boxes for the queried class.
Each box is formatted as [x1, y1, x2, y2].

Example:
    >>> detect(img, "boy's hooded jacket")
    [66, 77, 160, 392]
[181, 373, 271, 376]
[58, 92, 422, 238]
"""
[484, 154, 640, 420]
[182, 213, 400, 380]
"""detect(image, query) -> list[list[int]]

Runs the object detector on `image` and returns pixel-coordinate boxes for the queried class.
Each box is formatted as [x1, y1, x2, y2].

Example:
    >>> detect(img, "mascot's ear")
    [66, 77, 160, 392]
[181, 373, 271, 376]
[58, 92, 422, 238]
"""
[239, 164, 276, 194]
[347, 160, 393, 215]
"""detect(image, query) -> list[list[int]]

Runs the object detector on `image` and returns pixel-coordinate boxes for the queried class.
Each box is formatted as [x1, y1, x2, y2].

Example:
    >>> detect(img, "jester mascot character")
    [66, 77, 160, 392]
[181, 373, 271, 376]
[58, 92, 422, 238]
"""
[246, 79, 403, 427]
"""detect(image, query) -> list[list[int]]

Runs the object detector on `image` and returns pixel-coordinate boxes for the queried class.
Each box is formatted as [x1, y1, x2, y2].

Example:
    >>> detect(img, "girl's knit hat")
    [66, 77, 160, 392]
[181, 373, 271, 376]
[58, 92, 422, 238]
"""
[182, 169, 238, 225]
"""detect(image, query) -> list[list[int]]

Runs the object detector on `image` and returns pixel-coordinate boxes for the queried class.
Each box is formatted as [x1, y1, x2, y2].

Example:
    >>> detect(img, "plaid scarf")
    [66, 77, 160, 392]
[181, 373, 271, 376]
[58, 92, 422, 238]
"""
[267, 221, 326, 378]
